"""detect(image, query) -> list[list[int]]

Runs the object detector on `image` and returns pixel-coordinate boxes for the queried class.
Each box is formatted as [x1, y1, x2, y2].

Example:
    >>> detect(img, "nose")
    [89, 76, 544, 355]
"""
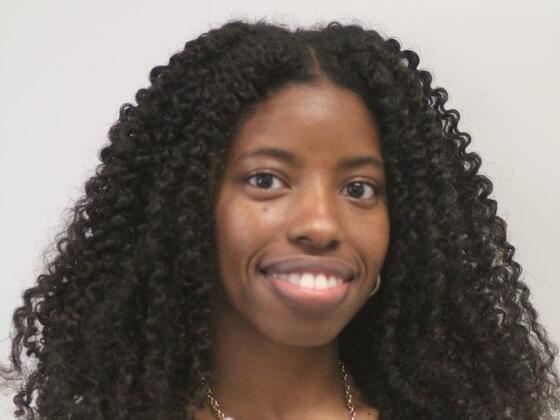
[287, 176, 341, 251]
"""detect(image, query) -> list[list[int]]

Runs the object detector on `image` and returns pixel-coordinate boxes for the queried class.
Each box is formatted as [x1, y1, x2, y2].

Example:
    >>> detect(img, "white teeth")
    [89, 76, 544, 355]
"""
[327, 276, 338, 287]
[266, 271, 345, 289]
[315, 274, 329, 289]
[289, 273, 299, 285]
[300, 273, 314, 288]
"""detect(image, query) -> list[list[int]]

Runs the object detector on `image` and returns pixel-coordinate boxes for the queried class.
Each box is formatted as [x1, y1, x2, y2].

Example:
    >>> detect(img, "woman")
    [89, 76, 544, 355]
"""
[2, 19, 559, 420]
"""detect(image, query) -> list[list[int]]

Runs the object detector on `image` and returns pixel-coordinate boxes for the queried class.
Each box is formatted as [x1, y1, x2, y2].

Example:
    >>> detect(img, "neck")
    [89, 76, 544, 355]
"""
[203, 295, 351, 420]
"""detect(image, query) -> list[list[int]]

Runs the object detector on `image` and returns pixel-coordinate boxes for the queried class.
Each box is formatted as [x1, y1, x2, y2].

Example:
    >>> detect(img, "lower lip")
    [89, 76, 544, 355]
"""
[261, 272, 352, 311]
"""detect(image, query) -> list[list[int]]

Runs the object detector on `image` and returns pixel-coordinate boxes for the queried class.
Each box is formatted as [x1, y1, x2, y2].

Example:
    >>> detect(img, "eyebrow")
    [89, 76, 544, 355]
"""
[236, 146, 384, 171]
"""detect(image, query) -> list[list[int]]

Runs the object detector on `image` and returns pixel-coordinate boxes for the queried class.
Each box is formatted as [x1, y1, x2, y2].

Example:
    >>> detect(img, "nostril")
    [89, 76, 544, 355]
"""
[296, 237, 338, 251]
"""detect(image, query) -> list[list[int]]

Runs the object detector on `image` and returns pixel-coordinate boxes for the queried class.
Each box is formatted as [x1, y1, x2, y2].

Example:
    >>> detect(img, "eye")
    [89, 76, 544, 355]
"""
[342, 180, 378, 201]
[245, 171, 285, 190]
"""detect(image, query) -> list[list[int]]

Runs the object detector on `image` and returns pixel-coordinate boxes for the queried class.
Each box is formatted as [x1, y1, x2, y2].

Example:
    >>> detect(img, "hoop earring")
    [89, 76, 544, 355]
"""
[368, 274, 382, 298]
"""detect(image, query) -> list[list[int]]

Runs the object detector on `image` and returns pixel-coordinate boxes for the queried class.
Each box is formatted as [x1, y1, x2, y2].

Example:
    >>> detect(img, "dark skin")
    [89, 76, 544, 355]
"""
[195, 82, 389, 420]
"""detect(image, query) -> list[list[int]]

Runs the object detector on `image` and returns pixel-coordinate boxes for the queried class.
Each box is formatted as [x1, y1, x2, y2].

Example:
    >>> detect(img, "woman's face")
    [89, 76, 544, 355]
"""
[213, 82, 390, 346]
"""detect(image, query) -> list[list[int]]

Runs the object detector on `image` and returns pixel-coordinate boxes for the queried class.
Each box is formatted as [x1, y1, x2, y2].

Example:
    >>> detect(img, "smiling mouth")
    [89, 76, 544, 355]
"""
[255, 253, 360, 311]
[258, 255, 357, 283]
[258, 269, 353, 310]
[259, 269, 354, 287]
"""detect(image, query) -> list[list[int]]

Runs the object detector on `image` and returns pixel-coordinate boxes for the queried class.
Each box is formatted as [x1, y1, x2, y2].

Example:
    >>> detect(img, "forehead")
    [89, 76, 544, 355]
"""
[229, 83, 382, 163]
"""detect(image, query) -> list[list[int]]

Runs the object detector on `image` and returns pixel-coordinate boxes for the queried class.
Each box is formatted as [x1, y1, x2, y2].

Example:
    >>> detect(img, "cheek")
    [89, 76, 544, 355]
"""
[214, 198, 277, 267]
[215, 203, 253, 257]
[351, 210, 390, 268]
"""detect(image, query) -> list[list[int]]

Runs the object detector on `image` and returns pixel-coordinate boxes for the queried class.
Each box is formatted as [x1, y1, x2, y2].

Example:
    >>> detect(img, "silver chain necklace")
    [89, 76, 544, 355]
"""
[200, 359, 357, 420]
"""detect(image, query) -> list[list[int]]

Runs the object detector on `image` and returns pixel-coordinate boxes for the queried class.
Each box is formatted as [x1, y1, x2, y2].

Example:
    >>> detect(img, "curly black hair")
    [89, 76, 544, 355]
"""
[2, 18, 559, 420]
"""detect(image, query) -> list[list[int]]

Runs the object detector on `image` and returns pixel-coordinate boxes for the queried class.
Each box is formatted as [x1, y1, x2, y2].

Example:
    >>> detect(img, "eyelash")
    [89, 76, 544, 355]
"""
[243, 171, 380, 201]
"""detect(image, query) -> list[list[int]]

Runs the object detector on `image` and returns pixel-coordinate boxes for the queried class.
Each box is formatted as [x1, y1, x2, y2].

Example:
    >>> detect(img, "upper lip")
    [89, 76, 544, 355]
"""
[259, 255, 357, 281]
